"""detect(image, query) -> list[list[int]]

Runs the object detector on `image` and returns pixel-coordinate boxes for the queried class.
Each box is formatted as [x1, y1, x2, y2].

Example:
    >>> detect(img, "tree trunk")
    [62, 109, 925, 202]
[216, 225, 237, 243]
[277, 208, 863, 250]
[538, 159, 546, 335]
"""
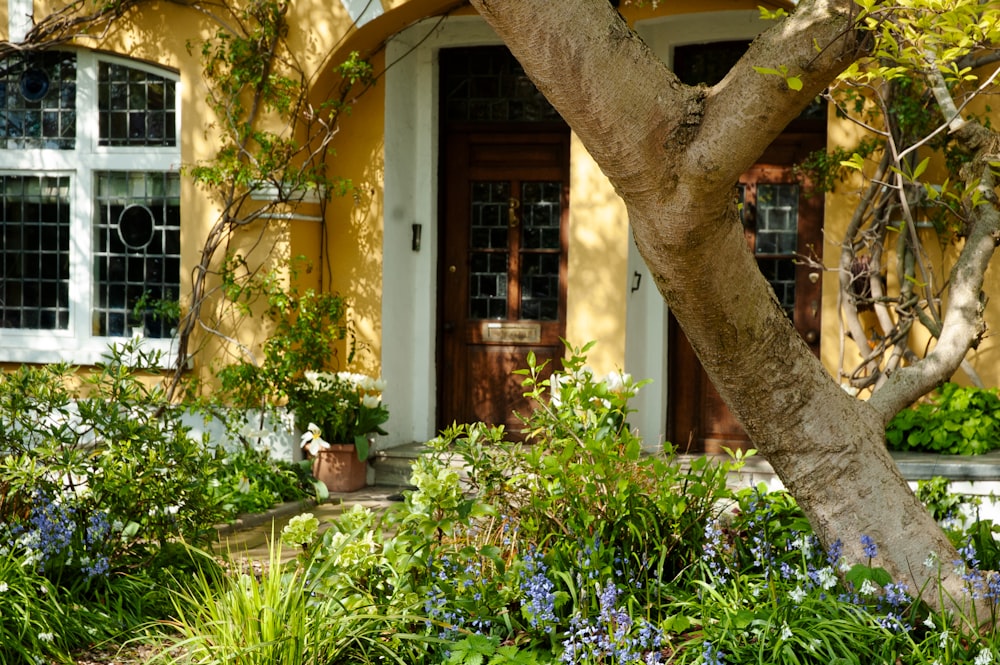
[470, 0, 982, 616]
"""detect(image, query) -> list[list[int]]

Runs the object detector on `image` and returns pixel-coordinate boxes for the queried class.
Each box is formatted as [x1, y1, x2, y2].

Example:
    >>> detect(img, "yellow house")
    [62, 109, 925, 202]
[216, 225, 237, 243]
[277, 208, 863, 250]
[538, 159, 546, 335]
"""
[2, 0, 997, 459]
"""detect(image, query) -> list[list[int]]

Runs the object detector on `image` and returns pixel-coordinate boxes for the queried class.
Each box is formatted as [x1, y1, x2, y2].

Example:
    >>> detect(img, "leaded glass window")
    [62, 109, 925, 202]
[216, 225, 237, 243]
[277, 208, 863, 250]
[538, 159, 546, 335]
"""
[93, 172, 181, 338]
[0, 175, 71, 329]
[470, 182, 510, 319]
[467, 180, 563, 321]
[0, 50, 181, 362]
[98, 62, 177, 146]
[442, 47, 561, 124]
[755, 184, 799, 318]
[0, 52, 77, 150]
[520, 182, 561, 320]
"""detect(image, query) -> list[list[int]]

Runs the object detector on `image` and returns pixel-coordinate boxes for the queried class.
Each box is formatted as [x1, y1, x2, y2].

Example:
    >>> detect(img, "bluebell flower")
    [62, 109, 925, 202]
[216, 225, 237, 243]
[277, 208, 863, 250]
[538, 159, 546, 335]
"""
[519, 550, 557, 629]
[860, 534, 877, 559]
[702, 640, 725, 665]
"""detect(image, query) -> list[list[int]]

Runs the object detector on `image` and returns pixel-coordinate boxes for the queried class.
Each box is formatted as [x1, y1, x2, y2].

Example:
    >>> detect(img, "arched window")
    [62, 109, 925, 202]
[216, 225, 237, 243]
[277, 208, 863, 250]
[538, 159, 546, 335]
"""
[0, 50, 181, 363]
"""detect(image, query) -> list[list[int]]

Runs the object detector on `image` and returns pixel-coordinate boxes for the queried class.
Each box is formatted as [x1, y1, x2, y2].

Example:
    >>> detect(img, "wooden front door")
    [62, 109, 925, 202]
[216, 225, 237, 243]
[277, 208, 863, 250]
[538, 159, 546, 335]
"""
[667, 147, 824, 453]
[438, 131, 570, 433]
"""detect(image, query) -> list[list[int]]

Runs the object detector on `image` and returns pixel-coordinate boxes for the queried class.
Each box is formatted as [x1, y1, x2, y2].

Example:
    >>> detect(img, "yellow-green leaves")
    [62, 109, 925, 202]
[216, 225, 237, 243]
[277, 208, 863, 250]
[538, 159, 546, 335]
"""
[752, 65, 803, 91]
[758, 7, 788, 21]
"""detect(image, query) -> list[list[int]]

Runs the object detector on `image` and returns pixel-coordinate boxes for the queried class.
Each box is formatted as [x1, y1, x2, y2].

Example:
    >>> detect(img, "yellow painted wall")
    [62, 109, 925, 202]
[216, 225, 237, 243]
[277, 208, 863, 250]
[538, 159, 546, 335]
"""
[311, 51, 387, 376]
[566, 134, 629, 374]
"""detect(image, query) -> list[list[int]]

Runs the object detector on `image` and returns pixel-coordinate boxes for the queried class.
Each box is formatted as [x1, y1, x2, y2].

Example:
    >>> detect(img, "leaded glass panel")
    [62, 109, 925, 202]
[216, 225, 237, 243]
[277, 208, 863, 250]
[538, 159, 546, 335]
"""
[520, 253, 560, 321]
[0, 52, 77, 149]
[442, 47, 561, 124]
[469, 181, 511, 320]
[98, 62, 177, 147]
[521, 182, 561, 250]
[93, 171, 180, 337]
[755, 183, 800, 318]
[470, 182, 509, 249]
[756, 184, 798, 254]
[470, 252, 508, 320]
[0, 175, 71, 329]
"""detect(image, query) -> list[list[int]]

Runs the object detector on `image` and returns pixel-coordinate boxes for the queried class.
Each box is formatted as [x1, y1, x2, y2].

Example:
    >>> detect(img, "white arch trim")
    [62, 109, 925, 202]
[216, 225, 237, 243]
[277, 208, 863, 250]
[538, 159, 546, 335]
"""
[381, 16, 503, 447]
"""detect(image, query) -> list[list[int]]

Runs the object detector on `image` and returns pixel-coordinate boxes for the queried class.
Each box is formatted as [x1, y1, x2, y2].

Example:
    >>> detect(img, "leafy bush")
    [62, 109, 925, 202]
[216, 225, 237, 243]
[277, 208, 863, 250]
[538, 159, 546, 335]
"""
[886, 383, 1000, 455]
[438, 342, 738, 590]
[0, 341, 226, 572]
[207, 446, 313, 517]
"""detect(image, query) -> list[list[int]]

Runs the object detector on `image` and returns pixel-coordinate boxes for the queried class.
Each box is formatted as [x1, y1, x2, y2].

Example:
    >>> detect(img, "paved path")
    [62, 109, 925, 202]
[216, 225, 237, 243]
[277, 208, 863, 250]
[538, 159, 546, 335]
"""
[214, 486, 405, 564]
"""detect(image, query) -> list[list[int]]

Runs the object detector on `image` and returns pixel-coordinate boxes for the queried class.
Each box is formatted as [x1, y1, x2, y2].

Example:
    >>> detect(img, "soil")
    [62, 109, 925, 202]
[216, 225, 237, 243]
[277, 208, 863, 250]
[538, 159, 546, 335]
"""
[65, 643, 163, 664]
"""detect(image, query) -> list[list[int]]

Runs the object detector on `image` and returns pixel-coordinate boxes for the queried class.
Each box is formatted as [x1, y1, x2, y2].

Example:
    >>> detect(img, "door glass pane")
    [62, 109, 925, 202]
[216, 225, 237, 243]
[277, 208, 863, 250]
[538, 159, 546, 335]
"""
[520, 253, 559, 320]
[520, 180, 562, 321]
[470, 182, 509, 249]
[469, 181, 510, 319]
[755, 183, 799, 318]
[521, 181, 561, 249]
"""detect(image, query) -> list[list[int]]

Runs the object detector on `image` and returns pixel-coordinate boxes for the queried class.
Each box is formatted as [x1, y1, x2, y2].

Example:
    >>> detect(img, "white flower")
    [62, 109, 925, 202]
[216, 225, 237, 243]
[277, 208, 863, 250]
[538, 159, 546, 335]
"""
[372, 377, 387, 392]
[0, 581, 8, 592]
[789, 586, 807, 603]
[300, 423, 330, 456]
[923, 615, 935, 630]
[604, 369, 630, 393]
[924, 552, 939, 569]
[549, 373, 564, 407]
[816, 566, 837, 590]
[361, 394, 381, 409]
[859, 578, 879, 596]
[38, 632, 54, 642]
[975, 648, 994, 665]
[779, 623, 793, 641]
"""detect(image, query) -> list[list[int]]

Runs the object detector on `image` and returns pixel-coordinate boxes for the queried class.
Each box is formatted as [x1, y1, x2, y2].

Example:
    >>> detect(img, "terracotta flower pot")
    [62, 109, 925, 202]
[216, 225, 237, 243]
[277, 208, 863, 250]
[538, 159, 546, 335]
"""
[311, 443, 367, 493]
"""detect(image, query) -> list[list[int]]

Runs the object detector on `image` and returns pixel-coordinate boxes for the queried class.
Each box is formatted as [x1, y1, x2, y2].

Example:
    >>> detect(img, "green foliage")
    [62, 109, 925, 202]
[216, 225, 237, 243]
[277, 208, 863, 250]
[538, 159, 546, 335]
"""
[215, 256, 351, 409]
[439, 341, 736, 588]
[207, 445, 312, 517]
[0, 340, 225, 569]
[886, 383, 1000, 454]
[795, 137, 880, 193]
[915, 476, 980, 523]
[0, 550, 72, 664]
[290, 371, 388, 459]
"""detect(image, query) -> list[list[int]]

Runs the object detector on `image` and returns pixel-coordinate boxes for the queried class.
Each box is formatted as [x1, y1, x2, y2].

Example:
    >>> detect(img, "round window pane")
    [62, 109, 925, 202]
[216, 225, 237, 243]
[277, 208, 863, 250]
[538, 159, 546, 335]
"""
[19, 68, 50, 102]
[117, 205, 155, 250]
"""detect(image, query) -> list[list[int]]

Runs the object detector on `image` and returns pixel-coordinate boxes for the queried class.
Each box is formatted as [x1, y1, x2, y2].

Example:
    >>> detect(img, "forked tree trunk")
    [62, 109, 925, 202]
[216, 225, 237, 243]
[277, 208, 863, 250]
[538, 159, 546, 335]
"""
[470, 0, 985, 617]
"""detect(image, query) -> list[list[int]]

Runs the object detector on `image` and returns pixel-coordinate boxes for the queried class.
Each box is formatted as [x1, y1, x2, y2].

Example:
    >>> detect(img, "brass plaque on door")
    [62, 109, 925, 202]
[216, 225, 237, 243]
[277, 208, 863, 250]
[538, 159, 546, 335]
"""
[483, 322, 541, 343]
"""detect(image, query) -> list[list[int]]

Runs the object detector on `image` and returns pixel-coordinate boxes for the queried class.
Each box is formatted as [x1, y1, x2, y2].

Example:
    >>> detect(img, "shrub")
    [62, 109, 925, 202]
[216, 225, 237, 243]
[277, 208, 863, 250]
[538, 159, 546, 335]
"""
[207, 446, 313, 518]
[886, 383, 1000, 455]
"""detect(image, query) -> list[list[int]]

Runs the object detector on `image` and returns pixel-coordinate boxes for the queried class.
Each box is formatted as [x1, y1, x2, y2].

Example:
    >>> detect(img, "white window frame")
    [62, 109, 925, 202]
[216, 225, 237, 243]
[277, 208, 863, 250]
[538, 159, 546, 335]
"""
[0, 50, 182, 365]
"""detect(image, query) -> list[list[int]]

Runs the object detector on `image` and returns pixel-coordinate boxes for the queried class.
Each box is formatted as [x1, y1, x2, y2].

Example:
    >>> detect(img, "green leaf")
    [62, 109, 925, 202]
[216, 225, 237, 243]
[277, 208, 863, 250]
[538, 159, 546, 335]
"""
[786, 75, 803, 91]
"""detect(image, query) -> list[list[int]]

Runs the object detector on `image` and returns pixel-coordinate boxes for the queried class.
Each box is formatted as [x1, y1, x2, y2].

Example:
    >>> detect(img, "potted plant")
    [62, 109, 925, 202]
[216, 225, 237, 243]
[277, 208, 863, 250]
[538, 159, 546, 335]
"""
[292, 371, 389, 492]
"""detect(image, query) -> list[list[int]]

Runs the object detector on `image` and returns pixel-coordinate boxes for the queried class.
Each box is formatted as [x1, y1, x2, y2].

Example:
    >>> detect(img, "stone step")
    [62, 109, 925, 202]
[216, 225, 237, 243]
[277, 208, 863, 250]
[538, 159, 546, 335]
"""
[371, 442, 426, 488]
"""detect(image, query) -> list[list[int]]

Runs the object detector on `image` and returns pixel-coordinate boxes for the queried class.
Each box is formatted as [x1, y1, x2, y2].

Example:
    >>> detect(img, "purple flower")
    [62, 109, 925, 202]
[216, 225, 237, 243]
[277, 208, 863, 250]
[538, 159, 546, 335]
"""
[860, 535, 877, 560]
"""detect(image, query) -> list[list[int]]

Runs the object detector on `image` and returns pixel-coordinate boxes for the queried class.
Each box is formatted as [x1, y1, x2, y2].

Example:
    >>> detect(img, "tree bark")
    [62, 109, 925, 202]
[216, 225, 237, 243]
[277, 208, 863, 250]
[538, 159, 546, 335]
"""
[470, 0, 982, 616]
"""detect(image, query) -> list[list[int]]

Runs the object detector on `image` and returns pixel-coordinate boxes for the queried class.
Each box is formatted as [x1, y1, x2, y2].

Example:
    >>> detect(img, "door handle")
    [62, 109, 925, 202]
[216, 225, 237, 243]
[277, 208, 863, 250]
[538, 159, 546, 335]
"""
[508, 198, 520, 227]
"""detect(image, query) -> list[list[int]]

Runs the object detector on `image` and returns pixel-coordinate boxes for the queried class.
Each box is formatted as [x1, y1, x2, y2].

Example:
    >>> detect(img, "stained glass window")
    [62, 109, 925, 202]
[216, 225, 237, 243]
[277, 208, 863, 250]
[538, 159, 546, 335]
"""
[0, 52, 77, 150]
